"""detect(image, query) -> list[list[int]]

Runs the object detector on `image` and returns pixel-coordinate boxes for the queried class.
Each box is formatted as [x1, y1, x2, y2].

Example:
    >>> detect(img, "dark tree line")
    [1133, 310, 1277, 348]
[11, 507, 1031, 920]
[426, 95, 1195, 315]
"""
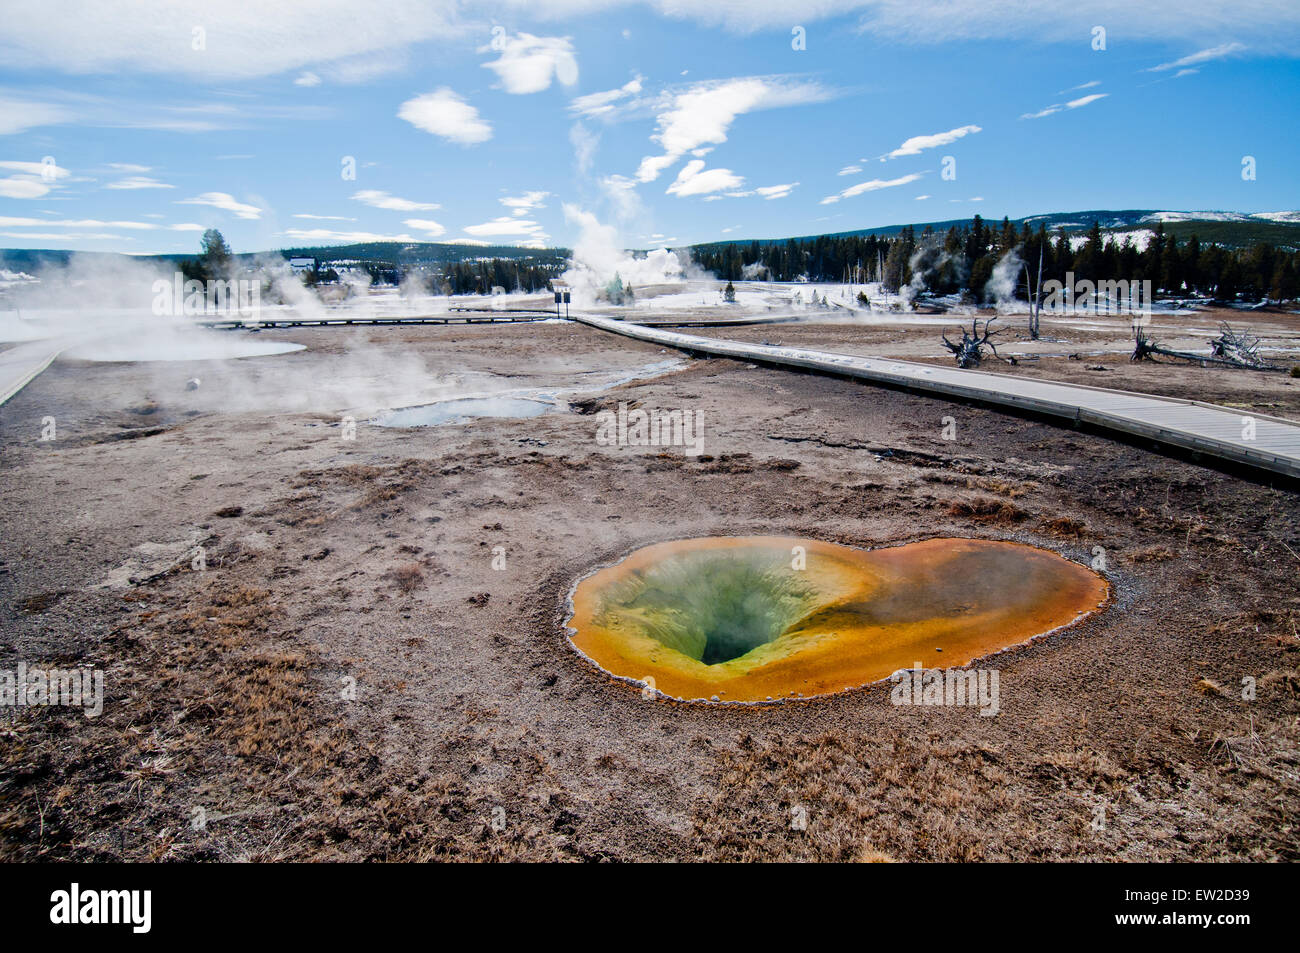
[691, 216, 1300, 304]
[437, 259, 565, 295]
[358, 258, 565, 294]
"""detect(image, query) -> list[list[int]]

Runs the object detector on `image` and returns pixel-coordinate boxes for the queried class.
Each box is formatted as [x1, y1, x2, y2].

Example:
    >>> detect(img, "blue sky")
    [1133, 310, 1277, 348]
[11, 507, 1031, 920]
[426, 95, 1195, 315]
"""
[1, 1, 1297, 255]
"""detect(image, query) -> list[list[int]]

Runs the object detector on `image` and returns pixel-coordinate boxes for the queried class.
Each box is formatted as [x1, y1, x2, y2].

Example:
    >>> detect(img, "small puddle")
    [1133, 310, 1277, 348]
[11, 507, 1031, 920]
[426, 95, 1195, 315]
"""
[372, 395, 558, 428]
[371, 358, 685, 428]
[566, 536, 1108, 702]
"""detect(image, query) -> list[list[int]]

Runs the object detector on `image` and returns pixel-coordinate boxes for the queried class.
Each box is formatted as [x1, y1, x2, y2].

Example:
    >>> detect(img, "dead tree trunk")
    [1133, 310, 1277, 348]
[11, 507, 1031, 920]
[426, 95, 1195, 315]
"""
[1022, 242, 1044, 340]
[1132, 322, 1282, 371]
[942, 316, 1007, 369]
[1209, 322, 1270, 368]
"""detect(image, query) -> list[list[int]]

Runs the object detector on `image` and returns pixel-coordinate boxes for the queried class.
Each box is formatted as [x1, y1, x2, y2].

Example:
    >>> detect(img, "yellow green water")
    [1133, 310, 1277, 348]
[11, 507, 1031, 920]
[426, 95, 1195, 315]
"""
[567, 536, 1108, 702]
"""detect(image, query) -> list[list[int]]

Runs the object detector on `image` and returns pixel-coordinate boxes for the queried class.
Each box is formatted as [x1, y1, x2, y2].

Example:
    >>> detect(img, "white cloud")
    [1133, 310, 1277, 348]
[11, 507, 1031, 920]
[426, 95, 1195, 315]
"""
[1065, 93, 1107, 109]
[0, 96, 74, 135]
[176, 191, 262, 219]
[351, 189, 440, 211]
[0, 160, 71, 199]
[397, 88, 492, 145]
[755, 182, 799, 199]
[837, 164, 862, 176]
[480, 32, 578, 94]
[0, 3, 1292, 84]
[462, 217, 550, 242]
[507, 2, 1298, 49]
[820, 172, 924, 204]
[292, 213, 357, 221]
[570, 74, 644, 117]
[403, 218, 447, 237]
[294, 71, 322, 87]
[0, 232, 129, 241]
[284, 228, 419, 243]
[500, 191, 549, 211]
[1021, 91, 1108, 119]
[105, 175, 173, 190]
[570, 122, 599, 175]
[635, 154, 679, 183]
[0, 215, 203, 230]
[0, 0, 463, 80]
[0, 160, 70, 177]
[1147, 41, 1246, 71]
[635, 76, 832, 182]
[884, 124, 980, 159]
[915, 194, 931, 200]
[665, 159, 745, 197]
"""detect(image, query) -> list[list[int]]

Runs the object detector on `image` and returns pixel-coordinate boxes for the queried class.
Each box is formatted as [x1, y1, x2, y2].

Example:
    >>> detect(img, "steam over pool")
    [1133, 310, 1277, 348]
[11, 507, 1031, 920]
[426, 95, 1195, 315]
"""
[64, 331, 305, 363]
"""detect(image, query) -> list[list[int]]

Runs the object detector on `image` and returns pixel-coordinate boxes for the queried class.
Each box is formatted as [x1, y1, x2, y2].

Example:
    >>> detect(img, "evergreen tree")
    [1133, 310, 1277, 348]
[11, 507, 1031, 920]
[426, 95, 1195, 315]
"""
[199, 228, 232, 280]
[1160, 234, 1182, 293]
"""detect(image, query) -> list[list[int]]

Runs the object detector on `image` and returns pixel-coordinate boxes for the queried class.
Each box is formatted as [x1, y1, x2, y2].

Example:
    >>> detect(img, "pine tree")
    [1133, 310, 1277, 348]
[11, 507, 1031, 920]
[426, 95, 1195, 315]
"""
[198, 228, 232, 281]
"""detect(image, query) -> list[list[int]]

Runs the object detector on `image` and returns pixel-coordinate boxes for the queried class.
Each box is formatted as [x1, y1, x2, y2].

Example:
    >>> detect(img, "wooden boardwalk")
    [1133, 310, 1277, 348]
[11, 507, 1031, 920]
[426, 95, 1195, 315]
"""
[193, 311, 798, 330]
[0, 341, 62, 407]
[194, 312, 556, 329]
[574, 313, 1300, 482]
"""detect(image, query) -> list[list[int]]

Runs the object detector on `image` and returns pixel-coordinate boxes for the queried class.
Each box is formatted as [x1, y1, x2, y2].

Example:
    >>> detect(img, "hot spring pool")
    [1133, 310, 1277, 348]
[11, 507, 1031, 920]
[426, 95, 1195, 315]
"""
[372, 395, 558, 428]
[566, 536, 1108, 703]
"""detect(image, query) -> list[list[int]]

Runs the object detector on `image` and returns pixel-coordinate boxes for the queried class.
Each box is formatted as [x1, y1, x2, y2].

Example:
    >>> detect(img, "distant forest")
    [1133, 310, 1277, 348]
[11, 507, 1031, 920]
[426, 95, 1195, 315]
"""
[691, 216, 1300, 304]
[333, 258, 564, 294]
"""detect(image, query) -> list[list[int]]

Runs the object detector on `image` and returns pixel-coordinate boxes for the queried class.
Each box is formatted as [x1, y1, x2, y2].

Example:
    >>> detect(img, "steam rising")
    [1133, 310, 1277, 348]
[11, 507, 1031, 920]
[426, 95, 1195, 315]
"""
[559, 204, 713, 306]
[986, 250, 1024, 312]
[0, 252, 459, 414]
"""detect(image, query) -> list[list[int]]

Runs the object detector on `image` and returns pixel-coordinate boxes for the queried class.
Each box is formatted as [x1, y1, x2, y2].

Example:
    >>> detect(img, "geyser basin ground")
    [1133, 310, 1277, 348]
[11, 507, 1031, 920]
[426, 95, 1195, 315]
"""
[567, 536, 1109, 702]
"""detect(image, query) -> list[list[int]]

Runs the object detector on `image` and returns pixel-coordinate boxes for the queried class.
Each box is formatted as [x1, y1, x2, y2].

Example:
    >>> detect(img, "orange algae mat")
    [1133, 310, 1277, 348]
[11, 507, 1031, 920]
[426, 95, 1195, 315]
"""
[567, 536, 1109, 702]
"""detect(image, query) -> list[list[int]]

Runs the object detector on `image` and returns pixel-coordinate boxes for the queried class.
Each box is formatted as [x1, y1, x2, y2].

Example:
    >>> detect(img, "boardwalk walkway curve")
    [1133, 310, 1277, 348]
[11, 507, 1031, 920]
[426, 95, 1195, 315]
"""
[573, 313, 1300, 482]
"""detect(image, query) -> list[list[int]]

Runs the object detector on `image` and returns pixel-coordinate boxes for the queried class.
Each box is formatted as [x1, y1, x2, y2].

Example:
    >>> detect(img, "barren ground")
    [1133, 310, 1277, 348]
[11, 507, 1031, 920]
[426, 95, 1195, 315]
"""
[1, 315, 1298, 861]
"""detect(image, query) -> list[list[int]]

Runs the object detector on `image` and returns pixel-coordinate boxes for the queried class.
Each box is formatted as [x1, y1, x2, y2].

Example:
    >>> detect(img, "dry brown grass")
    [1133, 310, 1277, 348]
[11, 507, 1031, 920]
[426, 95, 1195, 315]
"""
[1128, 546, 1176, 563]
[691, 732, 1025, 862]
[947, 497, 1028, 524]
[1042, 516, 1087, 538]
[385, 563, 424, 595]
[0, 573, 588, 862]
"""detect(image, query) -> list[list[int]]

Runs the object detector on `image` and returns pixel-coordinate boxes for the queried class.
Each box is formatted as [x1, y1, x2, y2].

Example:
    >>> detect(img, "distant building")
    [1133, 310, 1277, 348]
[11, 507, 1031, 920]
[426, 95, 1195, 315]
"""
[288, 257, 316, 273]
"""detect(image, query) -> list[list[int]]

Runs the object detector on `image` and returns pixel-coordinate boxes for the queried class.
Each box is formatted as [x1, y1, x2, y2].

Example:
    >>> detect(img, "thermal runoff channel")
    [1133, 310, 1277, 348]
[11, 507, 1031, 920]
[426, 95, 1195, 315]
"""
[568, 537, 1109, 702]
